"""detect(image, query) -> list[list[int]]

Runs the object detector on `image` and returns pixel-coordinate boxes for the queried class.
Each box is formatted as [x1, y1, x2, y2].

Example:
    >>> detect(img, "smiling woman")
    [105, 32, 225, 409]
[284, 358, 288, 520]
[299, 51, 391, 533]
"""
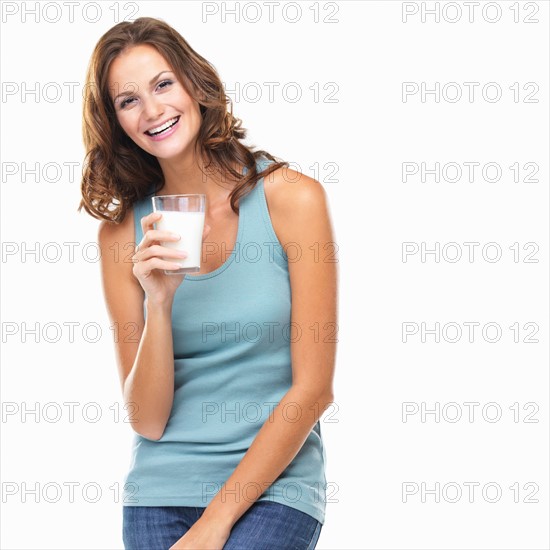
[108, 47, 202, 159]
[79, 16, 337, 550]
[79, 17, 287, 223]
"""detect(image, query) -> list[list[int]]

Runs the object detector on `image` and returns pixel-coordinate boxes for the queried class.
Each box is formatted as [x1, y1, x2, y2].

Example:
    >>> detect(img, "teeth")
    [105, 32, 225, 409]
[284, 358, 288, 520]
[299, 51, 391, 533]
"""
[146, 116, 178, 135]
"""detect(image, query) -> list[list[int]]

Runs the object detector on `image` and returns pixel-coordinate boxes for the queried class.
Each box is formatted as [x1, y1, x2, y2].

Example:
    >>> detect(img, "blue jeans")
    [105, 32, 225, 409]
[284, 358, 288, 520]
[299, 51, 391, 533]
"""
[123, 501, 322, 549]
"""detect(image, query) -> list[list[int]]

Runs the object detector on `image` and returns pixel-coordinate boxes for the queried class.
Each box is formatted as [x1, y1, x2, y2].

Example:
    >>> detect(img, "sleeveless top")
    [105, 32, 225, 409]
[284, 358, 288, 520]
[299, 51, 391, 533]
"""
[122, 156, 327, 524]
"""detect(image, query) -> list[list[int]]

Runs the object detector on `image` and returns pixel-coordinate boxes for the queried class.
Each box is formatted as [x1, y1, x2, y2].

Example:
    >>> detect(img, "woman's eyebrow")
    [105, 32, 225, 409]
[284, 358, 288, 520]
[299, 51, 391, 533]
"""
[112, 70, 174, 103]
[148, 70, 174, 85]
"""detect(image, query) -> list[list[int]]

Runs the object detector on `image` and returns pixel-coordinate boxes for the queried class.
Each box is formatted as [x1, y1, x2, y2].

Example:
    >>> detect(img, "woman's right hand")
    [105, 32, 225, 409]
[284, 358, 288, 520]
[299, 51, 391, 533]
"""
[132, 212, 210, 306]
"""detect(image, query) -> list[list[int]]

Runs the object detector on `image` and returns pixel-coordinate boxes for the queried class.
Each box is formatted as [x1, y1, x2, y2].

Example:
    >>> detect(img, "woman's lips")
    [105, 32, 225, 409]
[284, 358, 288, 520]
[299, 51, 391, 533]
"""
[144, 115, 181, 142]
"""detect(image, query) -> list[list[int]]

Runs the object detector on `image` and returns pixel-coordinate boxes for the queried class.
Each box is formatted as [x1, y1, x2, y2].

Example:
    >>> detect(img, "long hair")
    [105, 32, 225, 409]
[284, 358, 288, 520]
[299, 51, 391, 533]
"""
[79, 17, 287, 223]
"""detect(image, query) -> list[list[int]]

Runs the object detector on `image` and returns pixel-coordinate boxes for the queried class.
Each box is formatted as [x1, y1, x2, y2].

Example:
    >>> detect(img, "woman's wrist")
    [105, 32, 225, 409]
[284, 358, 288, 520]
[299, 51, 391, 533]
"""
[201, 499, 241, 531]
[145, 296, 174, 316]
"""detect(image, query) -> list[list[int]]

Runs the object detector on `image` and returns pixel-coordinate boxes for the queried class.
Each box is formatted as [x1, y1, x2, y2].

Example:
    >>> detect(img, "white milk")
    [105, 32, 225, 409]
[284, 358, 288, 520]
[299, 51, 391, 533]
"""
[156, 210, 205, 270]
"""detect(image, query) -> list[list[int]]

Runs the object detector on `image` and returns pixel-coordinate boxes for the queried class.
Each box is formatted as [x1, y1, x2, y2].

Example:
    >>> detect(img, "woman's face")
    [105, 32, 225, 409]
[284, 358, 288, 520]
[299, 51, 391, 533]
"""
[108, 44, 202, 160]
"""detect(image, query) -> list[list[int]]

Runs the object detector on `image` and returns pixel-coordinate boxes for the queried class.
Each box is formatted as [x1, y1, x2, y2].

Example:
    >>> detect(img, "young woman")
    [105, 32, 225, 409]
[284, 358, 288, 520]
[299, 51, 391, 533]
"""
[80, 17, 337, 550]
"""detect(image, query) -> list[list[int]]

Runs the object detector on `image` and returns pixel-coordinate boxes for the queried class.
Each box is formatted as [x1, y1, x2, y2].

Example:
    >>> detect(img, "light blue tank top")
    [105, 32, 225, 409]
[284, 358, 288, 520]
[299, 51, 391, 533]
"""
[123, 156, 327, 524]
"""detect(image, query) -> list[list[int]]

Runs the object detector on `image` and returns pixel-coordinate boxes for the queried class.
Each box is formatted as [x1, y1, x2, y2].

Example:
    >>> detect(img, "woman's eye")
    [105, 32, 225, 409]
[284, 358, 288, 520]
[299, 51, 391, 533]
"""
[157, 80, 173, 90]
[120, 97, 136, 109]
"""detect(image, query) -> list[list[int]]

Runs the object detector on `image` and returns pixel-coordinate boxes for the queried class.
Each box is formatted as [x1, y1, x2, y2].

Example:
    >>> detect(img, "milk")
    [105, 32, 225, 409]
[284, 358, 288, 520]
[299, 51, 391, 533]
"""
[156, 210, 205, 272]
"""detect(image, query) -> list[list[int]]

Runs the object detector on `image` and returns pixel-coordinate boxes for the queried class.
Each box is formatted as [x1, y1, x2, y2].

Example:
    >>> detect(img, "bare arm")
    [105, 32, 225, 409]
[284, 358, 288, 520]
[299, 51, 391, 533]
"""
[205, 171, 337, 523]
[98, 209, 184, 440]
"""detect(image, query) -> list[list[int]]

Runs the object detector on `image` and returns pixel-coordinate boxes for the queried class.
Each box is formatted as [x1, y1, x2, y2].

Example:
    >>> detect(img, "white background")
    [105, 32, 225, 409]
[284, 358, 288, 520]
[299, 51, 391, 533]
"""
[1, 1, 549, 549]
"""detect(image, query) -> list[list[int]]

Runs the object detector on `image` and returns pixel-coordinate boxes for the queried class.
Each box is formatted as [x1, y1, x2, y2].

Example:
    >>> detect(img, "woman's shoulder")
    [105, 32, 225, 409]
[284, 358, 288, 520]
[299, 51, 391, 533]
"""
[262, 164, 331, 245]
[263, 164, 329, 216]
[98, 206, 136, 250]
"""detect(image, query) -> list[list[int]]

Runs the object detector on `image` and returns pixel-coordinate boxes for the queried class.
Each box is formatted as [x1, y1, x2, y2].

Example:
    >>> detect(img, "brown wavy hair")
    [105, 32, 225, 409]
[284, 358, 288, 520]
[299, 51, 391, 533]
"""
[79, 16, 287, 223]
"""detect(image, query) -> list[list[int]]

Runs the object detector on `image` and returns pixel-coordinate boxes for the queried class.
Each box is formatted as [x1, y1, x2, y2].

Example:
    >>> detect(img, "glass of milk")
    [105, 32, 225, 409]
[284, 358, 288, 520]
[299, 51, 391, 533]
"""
[151, 194, 206, 275]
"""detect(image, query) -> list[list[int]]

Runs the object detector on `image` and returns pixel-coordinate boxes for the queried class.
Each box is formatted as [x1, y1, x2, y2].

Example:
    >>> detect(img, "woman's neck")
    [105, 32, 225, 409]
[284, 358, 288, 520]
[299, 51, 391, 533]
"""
[157, 150, 242, 204]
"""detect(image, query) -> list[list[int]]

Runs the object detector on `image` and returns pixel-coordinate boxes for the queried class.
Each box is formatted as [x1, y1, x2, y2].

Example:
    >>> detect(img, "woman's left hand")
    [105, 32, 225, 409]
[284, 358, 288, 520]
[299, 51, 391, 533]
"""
[168, 516, 231, 550]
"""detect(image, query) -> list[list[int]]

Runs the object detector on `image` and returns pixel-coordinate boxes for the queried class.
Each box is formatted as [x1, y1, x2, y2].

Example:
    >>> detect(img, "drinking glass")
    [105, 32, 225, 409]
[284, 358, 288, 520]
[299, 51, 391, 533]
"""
[151, 194, 206, 275]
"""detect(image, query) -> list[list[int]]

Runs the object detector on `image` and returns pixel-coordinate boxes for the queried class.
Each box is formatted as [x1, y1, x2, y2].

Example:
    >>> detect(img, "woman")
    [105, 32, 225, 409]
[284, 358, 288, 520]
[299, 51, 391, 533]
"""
[80, 17, 337, 550]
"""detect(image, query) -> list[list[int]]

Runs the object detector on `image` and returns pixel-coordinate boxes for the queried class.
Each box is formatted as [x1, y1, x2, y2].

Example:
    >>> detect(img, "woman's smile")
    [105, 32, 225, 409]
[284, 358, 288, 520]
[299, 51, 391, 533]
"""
[144, 115, 181, 141]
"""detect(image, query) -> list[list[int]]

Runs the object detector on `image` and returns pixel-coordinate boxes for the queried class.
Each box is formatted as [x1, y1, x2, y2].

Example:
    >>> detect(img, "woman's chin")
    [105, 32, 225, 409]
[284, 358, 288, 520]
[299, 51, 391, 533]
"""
[141, 131, 199, 161]
[149, 142, 195, 162]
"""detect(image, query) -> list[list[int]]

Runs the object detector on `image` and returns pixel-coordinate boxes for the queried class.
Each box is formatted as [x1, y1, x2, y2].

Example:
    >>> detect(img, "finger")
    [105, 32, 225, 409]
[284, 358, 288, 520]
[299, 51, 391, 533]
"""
[140, 229, 181, 249]
[140, 211, 162, 239]
[136, 244, 188, 262]
[137, 212, 163, 254]
[133, 257, 186, 275]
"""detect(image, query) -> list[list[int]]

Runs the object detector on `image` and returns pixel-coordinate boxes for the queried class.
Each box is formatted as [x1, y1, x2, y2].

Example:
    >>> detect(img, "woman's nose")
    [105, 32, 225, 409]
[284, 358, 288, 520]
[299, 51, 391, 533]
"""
[143, 96, 164, 120]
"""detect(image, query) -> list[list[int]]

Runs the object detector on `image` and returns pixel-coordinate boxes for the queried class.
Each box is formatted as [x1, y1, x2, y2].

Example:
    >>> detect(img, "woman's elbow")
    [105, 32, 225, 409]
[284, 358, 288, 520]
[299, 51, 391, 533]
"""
[132, 422, 166, 442]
